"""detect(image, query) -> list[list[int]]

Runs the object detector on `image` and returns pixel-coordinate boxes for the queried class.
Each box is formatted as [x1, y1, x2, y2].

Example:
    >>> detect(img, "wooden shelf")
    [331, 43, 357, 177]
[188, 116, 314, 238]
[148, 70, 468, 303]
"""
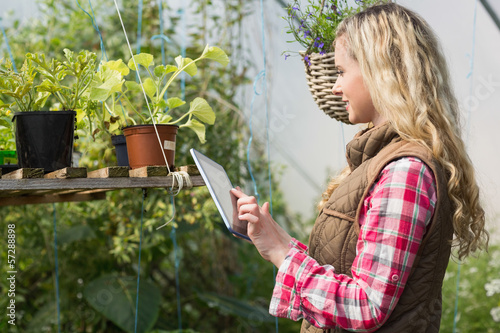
[0, 165, 204, 206]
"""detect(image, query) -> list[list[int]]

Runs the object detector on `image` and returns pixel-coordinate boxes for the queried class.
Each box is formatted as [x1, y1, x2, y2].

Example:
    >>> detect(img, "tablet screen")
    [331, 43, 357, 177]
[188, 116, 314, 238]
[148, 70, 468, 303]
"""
[190, 149, 249, 240]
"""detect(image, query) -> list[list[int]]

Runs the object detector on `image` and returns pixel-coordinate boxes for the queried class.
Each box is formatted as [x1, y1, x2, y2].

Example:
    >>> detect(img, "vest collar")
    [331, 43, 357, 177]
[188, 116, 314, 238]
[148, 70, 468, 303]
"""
[346, 121, 399, 171]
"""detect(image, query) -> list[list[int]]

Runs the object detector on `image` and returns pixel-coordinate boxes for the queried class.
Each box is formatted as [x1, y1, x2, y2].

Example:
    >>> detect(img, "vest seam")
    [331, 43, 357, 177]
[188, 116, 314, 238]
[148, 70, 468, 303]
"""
[322, 208, 355, 222]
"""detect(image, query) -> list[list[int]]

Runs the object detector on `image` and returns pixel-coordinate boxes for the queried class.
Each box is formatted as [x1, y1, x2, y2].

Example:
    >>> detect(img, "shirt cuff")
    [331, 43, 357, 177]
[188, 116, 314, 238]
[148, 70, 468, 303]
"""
[269, 238, 311, 321]
[289, 237, 308, 254]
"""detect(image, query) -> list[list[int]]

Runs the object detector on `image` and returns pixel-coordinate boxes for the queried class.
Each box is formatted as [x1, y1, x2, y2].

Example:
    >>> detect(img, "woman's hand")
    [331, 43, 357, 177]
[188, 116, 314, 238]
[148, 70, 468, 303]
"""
[230, 187, 292, 268]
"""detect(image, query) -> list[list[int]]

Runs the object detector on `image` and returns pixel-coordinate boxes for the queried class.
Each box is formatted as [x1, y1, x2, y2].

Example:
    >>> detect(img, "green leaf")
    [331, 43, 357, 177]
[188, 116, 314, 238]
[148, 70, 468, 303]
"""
[198, 292, 274, 323]
[89, 87, 109, 101]
[125, 81, 141, 93]
[37, 79, 60, 94]
[143, 78, 156, 99]
[32, 91, 50, 110]
[108, 119, 121, 133]
[154, 99, 168, 110]
[151, 65, 177, 78]
[84, 274, 161, 333]
[189, 97, 215, 124]
[104, 59, 130, 76]
[166, 97, 185, 110]
[156, 113, 173, 124]
[164, 65, 178, 74]
[179, 118, 206, 143]
[0, 118, 11, 128]
[76, 108, 86, 123]
[200, 45, 230, 67]
[153, 65, 166, 78]
[128, 53, 154, 71]
[174, 56, 197, 76]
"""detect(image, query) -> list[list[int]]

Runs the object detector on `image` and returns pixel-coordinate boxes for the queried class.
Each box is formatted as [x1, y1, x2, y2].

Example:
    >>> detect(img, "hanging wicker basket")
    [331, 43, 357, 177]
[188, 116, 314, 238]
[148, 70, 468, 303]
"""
[301, 51, 351, 124]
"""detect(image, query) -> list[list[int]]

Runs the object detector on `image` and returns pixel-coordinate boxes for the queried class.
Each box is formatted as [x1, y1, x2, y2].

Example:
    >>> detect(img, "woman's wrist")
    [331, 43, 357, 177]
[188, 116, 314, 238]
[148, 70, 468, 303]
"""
[271, 237, 293, 268]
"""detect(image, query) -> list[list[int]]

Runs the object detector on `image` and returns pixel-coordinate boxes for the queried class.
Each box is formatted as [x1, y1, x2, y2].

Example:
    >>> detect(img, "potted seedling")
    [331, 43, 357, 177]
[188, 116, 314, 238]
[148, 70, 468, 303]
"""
[82, 59, 131, 166]
[0, 49, 97, 172]
[88, 44, 229, 169]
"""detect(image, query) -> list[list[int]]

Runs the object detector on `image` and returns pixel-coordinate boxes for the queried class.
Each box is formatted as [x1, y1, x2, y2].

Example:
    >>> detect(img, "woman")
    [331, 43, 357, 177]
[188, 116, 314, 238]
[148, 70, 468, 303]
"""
[231, 2, 489, 332]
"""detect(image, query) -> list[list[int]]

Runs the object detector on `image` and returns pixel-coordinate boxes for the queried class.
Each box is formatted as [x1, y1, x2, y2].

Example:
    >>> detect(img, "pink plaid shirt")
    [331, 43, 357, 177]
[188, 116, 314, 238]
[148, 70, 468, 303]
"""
[270, 157, 437, 332]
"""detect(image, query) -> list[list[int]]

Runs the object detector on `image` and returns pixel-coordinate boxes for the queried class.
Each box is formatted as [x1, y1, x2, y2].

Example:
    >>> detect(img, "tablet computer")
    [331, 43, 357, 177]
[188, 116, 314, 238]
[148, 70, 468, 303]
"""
[190, 148, 250, 241]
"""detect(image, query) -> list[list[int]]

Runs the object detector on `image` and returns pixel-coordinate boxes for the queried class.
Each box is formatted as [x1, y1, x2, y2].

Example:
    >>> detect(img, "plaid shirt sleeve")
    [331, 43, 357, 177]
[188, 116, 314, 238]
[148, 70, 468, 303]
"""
[269, 157, 437, 332]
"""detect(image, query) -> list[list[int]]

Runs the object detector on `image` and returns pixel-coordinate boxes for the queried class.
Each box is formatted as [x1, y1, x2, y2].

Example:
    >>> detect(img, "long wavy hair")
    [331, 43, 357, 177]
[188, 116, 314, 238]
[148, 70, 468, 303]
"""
[319, 2, 488, 259]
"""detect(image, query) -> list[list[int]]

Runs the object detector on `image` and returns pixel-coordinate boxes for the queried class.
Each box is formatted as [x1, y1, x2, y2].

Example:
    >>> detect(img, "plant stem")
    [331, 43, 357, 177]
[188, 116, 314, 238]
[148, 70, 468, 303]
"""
[167, 110, 192, 125]
[121, 94, 147, 123]
[157, 57, 204, 103]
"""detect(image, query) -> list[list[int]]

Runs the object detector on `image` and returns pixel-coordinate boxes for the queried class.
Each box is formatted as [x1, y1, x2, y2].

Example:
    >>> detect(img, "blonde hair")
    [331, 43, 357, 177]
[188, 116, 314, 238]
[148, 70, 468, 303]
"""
[320, 2, 488, 259]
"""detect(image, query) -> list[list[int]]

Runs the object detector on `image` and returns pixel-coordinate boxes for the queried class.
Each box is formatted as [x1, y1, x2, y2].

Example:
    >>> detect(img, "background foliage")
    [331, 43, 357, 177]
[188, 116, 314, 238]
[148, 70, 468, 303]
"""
[0, 0, 303, 332]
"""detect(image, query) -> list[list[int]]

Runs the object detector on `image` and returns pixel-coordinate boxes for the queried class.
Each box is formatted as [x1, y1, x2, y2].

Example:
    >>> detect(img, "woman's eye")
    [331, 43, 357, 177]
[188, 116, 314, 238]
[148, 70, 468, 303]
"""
[336, 70, 344, 77]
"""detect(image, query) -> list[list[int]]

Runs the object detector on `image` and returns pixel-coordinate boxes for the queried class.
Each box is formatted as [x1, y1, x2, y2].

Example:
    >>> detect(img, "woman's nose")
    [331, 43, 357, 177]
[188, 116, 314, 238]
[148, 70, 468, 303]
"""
[332, 80, 342, 96]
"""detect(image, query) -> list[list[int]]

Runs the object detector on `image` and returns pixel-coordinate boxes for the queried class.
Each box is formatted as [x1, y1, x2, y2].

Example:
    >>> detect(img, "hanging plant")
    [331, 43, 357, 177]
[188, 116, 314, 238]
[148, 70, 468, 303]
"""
[282, 0, 381, 124]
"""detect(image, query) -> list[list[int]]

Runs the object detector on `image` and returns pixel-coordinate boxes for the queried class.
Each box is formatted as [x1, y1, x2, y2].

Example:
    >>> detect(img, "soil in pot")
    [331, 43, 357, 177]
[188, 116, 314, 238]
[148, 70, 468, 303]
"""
[123, 124, 178, 169]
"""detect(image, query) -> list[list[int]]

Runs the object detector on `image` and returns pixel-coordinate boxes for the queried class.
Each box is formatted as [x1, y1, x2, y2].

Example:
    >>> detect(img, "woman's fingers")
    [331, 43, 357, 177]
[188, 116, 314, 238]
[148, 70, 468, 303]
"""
[231, 190, 258, 211]
[238, 212, 260, 223]
[238, 203, 260, 221]
[230, 188, 248, 199]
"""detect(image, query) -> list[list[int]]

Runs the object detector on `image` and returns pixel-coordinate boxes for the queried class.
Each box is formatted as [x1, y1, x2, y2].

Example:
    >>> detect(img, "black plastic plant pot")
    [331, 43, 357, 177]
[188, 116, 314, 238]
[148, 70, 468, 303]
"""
[13, 111, 76, 173]
[111, 134, 129, 167]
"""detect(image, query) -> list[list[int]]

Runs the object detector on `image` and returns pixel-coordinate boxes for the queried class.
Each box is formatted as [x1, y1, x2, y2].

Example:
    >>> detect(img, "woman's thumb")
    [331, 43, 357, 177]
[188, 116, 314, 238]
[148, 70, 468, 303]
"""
[262, 202, 270, 215]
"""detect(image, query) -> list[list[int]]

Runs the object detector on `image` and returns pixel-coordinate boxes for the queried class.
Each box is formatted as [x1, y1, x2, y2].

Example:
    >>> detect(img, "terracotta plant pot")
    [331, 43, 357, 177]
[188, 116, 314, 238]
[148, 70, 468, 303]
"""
[123, 124, 178, 169]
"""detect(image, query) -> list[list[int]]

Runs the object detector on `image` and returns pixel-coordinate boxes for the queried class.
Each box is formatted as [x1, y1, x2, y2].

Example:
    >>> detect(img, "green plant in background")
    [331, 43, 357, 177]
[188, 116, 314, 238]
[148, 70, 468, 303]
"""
[282, 0, 380, 60]
[0, 56, 48, 151]
[441, 244, 500, 332]
[0, 49, 98, 154]
[0, 58, 49, 112]
[0, 49, 97, 113]
[88, 45, 229, 143]
[0, 108, 15, 151]
[81, 59, 129, 139]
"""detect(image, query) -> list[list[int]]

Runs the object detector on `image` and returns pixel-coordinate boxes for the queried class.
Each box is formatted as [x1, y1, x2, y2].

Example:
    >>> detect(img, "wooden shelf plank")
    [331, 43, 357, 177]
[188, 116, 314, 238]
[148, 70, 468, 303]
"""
[0, 164, 204, 206]
[129, 166, 169, 178]
[44, 167, 87, 179]
[177, 165, 200, 175]
[0, 175, 204, 191]
[88, 166, 129, 178]
[2, 168, 44, 179]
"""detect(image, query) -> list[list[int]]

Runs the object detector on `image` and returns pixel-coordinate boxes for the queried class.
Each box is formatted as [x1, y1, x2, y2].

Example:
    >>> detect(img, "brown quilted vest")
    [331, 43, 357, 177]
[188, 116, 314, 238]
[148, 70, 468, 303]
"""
[301, 122, 453, 333]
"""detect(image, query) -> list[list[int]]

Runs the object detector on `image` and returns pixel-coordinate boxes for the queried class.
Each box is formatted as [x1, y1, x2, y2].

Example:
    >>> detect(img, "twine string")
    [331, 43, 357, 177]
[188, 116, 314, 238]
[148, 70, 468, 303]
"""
[156, 171, 193, 230]
[113, 0, 170, 174]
